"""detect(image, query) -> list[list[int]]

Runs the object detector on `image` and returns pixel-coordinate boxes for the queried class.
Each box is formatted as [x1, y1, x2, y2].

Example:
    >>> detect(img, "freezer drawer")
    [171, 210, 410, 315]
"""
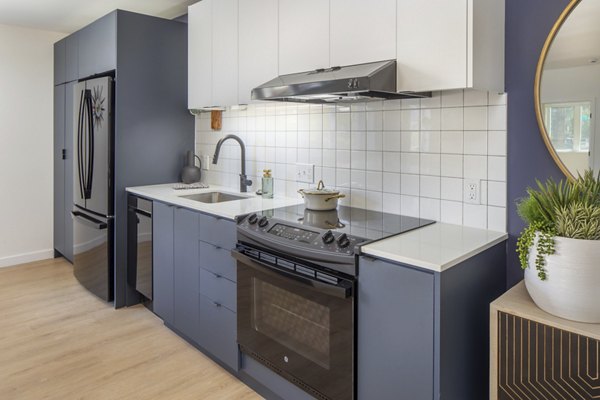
[72, 209, 113, 301]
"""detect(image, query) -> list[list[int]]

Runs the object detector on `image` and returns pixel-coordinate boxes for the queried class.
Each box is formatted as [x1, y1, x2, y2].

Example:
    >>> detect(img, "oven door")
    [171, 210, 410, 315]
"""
[233, 250, 354, 400]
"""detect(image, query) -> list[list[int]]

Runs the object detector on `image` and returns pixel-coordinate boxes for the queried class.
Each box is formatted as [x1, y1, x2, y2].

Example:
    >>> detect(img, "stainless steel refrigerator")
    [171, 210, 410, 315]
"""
[72, 76, 114, 301]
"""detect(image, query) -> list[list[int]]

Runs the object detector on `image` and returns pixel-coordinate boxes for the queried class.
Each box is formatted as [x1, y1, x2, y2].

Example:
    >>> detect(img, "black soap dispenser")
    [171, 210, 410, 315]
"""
[181, 151, 202, 184]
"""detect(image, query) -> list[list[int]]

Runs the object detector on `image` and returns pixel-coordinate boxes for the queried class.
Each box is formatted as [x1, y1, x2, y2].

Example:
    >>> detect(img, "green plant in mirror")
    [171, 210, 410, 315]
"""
[516, 170, 600, 280]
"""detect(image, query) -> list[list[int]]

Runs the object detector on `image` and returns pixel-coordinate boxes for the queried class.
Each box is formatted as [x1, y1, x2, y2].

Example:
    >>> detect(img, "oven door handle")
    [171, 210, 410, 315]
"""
[231, 250, 352, 299]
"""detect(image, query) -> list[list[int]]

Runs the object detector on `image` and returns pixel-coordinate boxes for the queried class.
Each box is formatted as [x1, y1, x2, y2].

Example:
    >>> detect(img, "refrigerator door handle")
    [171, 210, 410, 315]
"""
[77, 89, 86, 200]
[85, 90, 94, 199]
[72, 211, 107, 230]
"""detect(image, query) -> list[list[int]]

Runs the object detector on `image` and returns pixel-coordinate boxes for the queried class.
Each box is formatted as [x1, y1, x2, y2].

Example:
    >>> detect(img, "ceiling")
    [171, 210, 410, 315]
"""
[546, 0, 600, 69]
[0, 0, 198, 33]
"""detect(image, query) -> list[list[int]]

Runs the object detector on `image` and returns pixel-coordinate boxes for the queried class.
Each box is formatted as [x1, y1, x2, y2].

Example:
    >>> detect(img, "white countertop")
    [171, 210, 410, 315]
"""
[126, 183, 303, 220]
[127, 183, 507, 271]
[361, 223, 508, 272]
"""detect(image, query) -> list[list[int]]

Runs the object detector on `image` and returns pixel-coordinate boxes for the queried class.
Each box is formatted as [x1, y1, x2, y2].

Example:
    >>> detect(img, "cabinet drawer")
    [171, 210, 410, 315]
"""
[199, 241, 237, 282]
[198, 293, 239, 371]
[198, 213, 236, 249]
[199, 267, 237, 312]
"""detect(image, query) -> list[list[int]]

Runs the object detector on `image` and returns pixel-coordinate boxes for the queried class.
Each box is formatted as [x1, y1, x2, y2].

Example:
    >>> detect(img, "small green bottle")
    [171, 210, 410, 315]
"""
[262, 169, 274, 199]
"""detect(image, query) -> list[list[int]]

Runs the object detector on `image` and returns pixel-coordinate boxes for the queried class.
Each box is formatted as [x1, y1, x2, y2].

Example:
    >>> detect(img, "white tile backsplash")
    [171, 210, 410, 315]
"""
[196, 90, 508, 231]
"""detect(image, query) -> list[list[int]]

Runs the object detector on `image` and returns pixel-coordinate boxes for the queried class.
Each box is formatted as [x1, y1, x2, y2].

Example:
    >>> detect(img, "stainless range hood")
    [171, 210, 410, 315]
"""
[251, 60, 430, 104]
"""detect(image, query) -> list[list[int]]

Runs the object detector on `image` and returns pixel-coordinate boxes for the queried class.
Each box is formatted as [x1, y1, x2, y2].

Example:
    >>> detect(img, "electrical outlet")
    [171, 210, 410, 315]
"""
[464, 179, 480, 204]
[296, 163, 315, 183]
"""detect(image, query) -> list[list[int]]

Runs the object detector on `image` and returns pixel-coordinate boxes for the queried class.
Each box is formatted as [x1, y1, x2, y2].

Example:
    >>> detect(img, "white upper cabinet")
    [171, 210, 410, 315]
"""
[188, 0, 238, 109]
[188, 0, 212, 109]
[330, 0, 396, 67]
[212, 0, 238, 106]
[397, 0, 504, 93]
[189, 0, 505, 108]
[278, 0, 330, 75]
[238, 0, 278, 104]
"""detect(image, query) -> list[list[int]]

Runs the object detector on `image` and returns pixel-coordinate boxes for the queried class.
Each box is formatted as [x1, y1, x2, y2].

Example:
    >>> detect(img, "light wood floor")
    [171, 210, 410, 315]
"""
[0, 258, 262, 400]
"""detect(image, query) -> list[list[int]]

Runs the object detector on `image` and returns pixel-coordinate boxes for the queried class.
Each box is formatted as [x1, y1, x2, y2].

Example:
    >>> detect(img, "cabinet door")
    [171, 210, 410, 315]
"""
[152, 202, 174, 324]
[212, 0, 239, 106]
[278, 0, 330, 75]
[358, 257, 435, 400]
[65, 34, 79, 83]
[63, 81, 76, 262]
[54, 39, 66, 85]
[188, 0, 213, 109]
[173, 207, 200, 340]
[238, 0, 278, 104]
[330, 0, 396, 67]
[53, 85, 66, 256]
[396, 0, 467, 92]
[78, 12, 117, 79]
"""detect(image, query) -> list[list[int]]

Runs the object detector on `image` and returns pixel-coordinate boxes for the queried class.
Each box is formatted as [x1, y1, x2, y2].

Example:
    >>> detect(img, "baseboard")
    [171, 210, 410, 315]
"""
[0, 249, 55, 268]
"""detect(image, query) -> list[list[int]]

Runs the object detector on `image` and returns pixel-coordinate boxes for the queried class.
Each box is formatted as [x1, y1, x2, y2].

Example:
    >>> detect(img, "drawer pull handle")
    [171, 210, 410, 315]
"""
[212, 301, 222, 308]
[214, 272, 222, 279]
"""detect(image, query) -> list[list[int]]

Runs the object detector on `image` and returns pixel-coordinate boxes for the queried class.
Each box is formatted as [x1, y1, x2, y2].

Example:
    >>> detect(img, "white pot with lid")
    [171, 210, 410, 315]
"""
[298, 180, 345, 211]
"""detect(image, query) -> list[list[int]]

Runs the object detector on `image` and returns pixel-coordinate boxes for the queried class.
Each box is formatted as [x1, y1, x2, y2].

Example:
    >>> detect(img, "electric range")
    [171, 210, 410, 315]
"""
[236, 204, 435, 277]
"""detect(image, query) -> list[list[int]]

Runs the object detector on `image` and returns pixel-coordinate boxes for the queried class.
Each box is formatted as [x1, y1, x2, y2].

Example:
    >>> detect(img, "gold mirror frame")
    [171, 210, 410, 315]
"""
[534, 0, 582, 181]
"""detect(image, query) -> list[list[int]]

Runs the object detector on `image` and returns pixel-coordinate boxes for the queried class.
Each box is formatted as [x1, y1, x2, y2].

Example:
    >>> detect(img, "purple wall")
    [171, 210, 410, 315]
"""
[505, 0, 570, 287]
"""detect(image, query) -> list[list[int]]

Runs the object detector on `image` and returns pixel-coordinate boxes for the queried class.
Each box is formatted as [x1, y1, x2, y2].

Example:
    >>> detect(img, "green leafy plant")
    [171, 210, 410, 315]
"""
[516, 170, 600, 280]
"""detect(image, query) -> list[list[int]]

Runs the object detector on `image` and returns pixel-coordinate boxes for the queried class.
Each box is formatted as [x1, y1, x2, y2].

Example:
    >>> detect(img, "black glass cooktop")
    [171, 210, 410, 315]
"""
[254, 205, 435, 242]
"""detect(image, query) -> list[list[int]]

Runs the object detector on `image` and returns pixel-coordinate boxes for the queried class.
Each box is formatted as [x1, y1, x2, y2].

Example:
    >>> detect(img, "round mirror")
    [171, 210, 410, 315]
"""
[535, 0, 600, 179]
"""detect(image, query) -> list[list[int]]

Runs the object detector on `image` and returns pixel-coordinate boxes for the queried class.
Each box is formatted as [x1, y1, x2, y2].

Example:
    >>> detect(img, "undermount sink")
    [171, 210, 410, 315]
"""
[179, 191, 250, 204]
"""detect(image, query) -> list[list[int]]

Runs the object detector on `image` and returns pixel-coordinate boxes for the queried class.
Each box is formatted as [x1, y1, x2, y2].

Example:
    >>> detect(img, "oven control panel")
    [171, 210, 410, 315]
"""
[239, 214, 363, 255]
[268, 224, 319, 243]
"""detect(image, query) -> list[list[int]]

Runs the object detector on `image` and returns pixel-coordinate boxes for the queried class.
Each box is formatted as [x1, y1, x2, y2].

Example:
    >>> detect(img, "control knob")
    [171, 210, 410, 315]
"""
[321, 230, 335, 244]
[258, 216, 269, 228]
[248, 213, 258, 224]
[337, 233, 351, 248]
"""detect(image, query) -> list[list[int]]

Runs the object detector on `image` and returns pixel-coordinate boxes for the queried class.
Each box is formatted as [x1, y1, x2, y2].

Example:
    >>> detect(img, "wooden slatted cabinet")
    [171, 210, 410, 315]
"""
[490, 282, 600, 400]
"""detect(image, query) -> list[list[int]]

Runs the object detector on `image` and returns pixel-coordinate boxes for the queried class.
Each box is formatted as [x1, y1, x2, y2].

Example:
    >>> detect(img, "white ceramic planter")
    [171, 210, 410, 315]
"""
[525, 235, 600, 323]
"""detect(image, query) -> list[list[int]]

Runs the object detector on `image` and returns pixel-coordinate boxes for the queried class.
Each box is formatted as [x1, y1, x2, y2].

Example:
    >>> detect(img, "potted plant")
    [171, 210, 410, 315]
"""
[517, 170, 600, 323]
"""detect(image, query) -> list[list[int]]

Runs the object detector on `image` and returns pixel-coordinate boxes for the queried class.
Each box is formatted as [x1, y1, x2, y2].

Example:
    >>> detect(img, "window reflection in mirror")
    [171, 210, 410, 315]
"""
[543, 101, 592, 175]
[538, 0, 600, 177]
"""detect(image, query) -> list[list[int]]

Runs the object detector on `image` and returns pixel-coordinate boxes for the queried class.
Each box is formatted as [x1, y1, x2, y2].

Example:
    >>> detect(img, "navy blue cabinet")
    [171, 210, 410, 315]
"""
[53, 85, 66, 256]
[53, 34, 78, 85]
[78, 12, 116, 78]
[65, 34, 79, 82]
[53, 81, 75, 262]
[173, 207, 200, 342]
[150, 203, 240, 372]
[54, 39, 66, 85]
[358, 242, 506, 400]
[358, 257, 435, 400]
[197, 214, 238, 371]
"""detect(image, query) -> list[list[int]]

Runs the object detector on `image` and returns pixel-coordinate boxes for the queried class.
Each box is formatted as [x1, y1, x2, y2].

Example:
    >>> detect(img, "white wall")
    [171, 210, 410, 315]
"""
[0, 24, 65, 267]
[196, 90, 508, 232]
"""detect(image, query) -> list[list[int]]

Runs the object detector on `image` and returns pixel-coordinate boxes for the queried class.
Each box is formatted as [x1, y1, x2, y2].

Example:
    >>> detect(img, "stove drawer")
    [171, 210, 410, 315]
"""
[198, 241, 236, 282]
[198, 293, 238, 371]
[199, 267, 236, 312]
[198, 213, 236, 250]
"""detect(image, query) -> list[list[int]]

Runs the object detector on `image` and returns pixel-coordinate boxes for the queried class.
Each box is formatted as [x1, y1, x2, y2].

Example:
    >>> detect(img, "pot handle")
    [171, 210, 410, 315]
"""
[297, 189, 306, 198]
[324, 193, 346, 202]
